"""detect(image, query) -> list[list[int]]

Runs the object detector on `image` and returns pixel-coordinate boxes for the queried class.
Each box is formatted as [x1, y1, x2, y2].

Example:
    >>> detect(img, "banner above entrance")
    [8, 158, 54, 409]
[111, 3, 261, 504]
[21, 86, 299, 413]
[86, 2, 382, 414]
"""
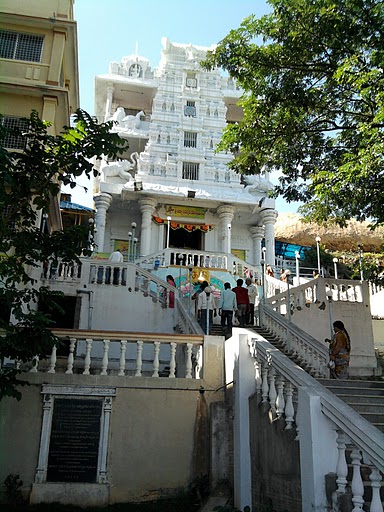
[165, 205, 206, 219]
[153, 216, 213, 232]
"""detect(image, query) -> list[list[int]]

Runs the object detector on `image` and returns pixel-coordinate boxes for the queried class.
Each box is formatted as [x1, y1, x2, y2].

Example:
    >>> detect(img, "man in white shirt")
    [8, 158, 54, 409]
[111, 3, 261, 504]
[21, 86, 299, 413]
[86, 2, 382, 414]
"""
[245, 277, 258, 326]
[108, 250, 124, 263]
[218, 282, 237, 336]
[197, 286, 218, 334]
[108, 250, 124, 284]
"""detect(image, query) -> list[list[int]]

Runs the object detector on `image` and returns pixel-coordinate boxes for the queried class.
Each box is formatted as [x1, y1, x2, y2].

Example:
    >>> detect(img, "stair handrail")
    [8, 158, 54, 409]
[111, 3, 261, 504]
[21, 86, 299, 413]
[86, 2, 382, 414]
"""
[252, 336, 384, 472]
[260, 303, 329, 377]
[175, 298, 202, 335]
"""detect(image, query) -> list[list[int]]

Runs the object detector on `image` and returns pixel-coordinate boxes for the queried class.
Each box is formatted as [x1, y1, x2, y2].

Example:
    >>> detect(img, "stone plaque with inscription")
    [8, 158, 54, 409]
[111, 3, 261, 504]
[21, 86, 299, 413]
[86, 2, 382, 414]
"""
[47, 398, 102, 483]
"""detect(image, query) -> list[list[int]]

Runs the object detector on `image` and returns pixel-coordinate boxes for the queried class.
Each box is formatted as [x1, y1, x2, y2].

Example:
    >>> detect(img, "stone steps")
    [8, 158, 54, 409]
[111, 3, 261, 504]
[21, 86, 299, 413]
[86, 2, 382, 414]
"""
[252, 327, 384, 432]
[317, 378, 384, 432]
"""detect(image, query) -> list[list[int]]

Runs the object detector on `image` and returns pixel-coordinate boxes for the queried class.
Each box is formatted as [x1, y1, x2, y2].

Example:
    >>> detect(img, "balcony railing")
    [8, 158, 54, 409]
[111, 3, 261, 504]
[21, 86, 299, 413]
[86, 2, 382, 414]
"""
[28, 330, 204, 379]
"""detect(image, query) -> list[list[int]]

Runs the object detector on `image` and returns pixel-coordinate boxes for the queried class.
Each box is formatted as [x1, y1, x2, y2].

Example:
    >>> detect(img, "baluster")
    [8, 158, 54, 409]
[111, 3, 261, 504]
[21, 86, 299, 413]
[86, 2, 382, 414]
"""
[118, 340, 127, 376]
[368, 464, 383, 512]
[276, 375, 285, 418]
[169, 342, 176, 378]
[152, 341, 160, 377]
[284, 382, 295, 429]
[47, 345, 57, 373]
[83, 338, 93, 375]
[268, 367, 277, 412]
[307, 347, 315, 374]
[135, 340, 143, 376]
[311, 350, 319, 377]
[185, 343, 193, 378]
[194, 345, 203, 379]
[65, 337, 76, 374]
[261, 363, 269, 403]
[350, 447, 364, 511]
[254, 360, 262, 394]
[29, 355, 39, 373]
[100, 339, 110, 376]
[335, 431, 348, 494]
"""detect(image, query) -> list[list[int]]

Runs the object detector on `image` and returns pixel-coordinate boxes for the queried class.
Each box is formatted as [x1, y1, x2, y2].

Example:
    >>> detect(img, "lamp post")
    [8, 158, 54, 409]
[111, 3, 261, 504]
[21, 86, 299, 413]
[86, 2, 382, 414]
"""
[87, 218, 94, 257]
[357, 244, 364, 281]
[315, 236, 322, 276]
[127, 231, 132, 262]
[166, 216, 172, 249]
[333, 257, 338, 279]
[41, 212, 49, 233]
[295, 250, 300, 285]
[188, 264, 193, 314]
[262, 246, 266, 265]
[133, 237, 138, 262]
[260, 258, 265, 326]
[326, 290, 333, 338]
[285, 269, 292, 322]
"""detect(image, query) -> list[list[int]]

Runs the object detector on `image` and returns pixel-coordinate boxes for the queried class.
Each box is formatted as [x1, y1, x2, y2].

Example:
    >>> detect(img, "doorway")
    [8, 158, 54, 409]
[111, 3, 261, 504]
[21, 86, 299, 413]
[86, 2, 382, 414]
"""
[169, 227, 202, 250]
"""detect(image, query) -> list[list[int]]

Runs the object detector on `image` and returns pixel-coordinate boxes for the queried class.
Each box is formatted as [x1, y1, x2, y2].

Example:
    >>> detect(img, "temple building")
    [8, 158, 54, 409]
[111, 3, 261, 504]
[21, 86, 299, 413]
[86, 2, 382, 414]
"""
[93, 38, 278, 272]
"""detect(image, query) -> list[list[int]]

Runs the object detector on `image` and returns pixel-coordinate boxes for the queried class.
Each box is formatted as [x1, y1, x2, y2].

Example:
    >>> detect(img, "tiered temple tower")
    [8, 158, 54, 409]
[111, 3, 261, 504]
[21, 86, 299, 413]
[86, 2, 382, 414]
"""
[93, 38, 278, 269]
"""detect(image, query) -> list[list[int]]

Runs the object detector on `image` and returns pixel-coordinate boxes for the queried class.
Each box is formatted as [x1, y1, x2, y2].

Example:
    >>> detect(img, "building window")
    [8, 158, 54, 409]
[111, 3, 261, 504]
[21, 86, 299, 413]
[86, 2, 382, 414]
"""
[184, 132, 197, 148]
[0, 30, 44, 62]
[0, 116, 29, 149]
[182, 162, 199, 181]
[184, 101, 196, 117]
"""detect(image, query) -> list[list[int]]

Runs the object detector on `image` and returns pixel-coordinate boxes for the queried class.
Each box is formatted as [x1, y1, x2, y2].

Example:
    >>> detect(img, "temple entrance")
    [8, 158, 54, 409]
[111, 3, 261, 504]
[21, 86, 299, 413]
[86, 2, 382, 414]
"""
[169, 227, 202, 250]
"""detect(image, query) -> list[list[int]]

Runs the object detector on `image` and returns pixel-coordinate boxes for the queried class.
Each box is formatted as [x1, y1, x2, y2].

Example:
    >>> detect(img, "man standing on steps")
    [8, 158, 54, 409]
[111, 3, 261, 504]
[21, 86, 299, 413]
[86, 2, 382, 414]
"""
[218, 282, 237, 336]
[245, 277, 258, 326]
[232, 278, 250, 328]
[197, 286, 218, 335]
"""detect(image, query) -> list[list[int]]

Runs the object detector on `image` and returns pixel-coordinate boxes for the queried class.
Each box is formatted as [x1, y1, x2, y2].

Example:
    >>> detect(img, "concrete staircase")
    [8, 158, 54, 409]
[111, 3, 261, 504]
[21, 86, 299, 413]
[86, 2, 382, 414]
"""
[317, 378, 384, 433]
[252, 326, 384, 432]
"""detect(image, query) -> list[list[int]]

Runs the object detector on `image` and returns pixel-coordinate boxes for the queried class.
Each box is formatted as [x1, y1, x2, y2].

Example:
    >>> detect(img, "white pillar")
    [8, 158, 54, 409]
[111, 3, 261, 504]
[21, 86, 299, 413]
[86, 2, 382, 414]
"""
[105, 85, 114, 121]
[233, 333, 254, 510]
[94, 193, 112, 253]
[260, 209, 278, 267]
[249, 226, 264, 271]
[139, 197, 157, 256]
[217, 205, 235, 254]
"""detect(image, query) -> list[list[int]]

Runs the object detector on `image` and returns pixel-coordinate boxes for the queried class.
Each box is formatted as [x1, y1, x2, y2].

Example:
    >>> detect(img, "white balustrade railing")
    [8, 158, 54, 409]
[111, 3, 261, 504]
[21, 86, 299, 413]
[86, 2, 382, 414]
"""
[260, 304, 329, 377]
[265, 277, 365, 316]
[42, 259, 82, 281]
[30, 331, 204, 379]
[249, 335, 384, 512]
[136, 248, 260, 279]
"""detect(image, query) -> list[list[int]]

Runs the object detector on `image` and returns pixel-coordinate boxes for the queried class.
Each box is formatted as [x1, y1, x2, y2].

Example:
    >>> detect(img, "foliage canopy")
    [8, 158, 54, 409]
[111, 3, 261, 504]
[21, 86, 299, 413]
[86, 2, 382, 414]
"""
[203, 0, 384, 227]
[0, 110, 127, 400]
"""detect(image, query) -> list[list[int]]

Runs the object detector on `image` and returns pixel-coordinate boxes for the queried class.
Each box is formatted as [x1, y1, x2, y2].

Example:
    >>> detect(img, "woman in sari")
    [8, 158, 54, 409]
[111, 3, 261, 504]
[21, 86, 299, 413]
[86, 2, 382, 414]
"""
[325, 320, 351, 379]
[166, 275, 176, 308]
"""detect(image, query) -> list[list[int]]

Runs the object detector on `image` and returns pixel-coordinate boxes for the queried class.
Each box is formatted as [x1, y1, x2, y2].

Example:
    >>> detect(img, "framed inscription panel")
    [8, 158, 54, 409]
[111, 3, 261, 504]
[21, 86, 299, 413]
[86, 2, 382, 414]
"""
[34, 386, 116, 485]
[47, 398, 102, 483]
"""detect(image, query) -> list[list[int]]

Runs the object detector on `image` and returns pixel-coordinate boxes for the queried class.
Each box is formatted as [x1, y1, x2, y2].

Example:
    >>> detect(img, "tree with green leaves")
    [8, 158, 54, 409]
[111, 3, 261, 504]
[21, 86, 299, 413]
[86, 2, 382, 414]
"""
[203, 0, 384, 227]
[0, 110, 127, 400]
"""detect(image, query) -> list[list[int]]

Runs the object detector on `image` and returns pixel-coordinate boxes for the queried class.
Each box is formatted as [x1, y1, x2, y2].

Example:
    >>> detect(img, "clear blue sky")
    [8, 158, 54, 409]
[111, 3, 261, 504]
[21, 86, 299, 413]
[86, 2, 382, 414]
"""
[71, 0, 300, 213]
[74, 0, 271, 115]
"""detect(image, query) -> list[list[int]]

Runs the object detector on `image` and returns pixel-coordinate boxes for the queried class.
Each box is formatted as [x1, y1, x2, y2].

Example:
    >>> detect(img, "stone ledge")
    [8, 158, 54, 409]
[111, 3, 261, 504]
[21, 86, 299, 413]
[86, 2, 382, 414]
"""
[30, 483, 109, 507]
